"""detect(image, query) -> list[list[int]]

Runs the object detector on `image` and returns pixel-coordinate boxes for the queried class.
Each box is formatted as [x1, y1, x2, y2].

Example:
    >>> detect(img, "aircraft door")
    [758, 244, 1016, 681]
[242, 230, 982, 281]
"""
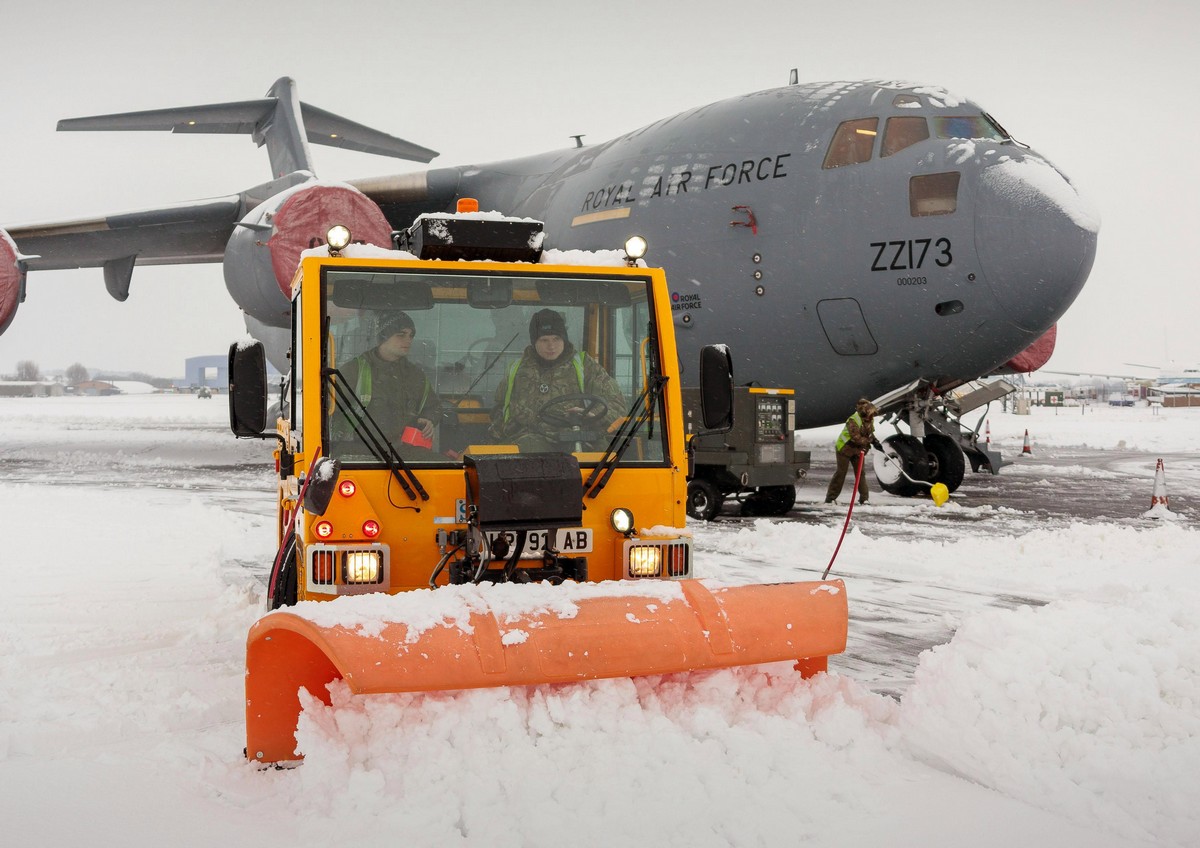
[816, 298, 878, 356]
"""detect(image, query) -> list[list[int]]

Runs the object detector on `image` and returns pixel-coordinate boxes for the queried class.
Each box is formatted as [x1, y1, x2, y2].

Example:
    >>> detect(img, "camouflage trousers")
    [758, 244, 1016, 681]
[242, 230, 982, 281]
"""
[825, 450, 870, 503]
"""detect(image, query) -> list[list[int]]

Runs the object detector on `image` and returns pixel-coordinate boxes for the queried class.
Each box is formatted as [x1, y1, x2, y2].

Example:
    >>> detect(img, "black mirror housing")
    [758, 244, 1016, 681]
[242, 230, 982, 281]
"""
[303, 457, 342, 516]
[228, 340, 268, 437]
[698, 345, 734, 431]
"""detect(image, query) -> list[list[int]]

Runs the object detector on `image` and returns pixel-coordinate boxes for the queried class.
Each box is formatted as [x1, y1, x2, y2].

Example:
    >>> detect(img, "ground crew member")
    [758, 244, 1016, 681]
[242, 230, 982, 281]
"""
[338, 311, 441, 449]
[490, 308, 625, 451]
[825, 397, 881, 504]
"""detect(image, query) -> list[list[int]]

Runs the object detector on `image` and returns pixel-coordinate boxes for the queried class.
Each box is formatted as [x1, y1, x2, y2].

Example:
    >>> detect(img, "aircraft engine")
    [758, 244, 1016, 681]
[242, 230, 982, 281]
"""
[0, 228, 23, 335]
[223, 182, 392, 329]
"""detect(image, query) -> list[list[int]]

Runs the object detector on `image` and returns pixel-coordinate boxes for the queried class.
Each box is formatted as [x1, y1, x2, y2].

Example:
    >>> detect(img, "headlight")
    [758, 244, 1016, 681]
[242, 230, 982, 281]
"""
[344, 550, 383, 584]
[624, 538, 692, 579]
[627, 545, 662, 577]
[610, 508, 635, 535]
[326, 224, 352, 253]
[623, 235, 648, 265]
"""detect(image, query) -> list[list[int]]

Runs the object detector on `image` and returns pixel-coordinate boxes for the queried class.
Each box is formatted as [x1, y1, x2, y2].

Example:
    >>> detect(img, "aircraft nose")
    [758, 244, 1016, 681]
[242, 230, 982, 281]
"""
[974, 155, 1099, 332]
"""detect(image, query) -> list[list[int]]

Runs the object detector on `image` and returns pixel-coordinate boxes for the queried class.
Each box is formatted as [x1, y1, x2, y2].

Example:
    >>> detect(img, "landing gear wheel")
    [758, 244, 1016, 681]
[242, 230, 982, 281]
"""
[923, 433, 965, 493]
[268, 533, 298, 610]
[686, 479, 723, 521]
[534, 393, 609, 442]
[873, 434, 932, 497]
[741, 484, 797, 517]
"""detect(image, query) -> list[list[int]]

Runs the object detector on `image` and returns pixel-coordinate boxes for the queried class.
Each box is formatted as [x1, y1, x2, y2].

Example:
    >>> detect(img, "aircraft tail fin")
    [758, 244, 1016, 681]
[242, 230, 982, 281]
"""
[56, 77, 438, 179]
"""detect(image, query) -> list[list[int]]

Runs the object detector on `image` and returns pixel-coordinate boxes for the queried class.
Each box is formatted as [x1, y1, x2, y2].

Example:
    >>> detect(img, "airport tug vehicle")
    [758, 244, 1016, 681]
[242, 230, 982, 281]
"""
[229, 208, 848, 765]
[683, 386, 809, 520]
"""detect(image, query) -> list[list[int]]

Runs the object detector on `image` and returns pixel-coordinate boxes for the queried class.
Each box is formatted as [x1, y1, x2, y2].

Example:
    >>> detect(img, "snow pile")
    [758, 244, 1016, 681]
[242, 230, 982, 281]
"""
[2, 395, 1198, 846]
[903, 592, 1200, 846]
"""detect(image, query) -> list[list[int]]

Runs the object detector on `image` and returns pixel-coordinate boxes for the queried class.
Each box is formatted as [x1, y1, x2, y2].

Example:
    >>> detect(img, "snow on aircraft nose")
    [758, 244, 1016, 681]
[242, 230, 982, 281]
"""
[974, 153, 1099, 333]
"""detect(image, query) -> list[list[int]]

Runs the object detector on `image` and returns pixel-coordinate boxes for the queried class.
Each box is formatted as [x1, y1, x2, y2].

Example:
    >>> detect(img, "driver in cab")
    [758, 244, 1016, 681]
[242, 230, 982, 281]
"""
[490, 308, 625, 452]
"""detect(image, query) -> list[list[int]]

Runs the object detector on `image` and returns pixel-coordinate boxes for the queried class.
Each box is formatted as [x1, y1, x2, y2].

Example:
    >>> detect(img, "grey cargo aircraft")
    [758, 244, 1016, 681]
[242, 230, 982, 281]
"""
[0, 77, 1098, 495]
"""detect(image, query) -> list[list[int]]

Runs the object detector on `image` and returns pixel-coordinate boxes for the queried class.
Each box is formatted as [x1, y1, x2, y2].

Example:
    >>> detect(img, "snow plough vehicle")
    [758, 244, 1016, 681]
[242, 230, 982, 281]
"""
[229, 208, 848, 765]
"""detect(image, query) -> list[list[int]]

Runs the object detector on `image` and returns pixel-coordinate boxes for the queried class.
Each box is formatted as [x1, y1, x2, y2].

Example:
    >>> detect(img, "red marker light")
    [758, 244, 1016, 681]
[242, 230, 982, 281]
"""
[314, 520, 334, 539]
[339, 480, 357, 497]
[362, 519, 381, 539]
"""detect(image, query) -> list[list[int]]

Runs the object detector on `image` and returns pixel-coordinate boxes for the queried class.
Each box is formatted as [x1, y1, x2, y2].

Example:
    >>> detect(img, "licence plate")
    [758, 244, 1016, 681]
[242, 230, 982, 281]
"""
[485, 528, 593, 558]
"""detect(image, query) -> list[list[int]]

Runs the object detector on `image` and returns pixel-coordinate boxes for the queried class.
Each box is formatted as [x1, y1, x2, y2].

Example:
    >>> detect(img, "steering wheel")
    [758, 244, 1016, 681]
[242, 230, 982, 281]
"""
[534, 393, 609, 440]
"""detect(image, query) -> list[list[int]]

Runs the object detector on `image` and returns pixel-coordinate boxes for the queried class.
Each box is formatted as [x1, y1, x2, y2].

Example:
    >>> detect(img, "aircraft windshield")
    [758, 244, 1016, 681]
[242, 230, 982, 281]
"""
[930, 115, 1008, 141]
[320, 267, 667, 467]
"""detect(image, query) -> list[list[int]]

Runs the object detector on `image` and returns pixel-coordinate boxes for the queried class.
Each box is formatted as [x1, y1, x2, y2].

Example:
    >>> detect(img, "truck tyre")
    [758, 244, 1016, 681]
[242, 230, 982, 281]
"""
[686, 479, 723, 521]
[268, 534, 298, 610]
[923, 433, 966, 493]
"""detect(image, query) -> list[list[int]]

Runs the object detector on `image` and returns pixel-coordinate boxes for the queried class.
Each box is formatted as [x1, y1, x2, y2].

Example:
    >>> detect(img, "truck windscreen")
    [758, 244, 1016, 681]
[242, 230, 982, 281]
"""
[321, 268, 666, 466]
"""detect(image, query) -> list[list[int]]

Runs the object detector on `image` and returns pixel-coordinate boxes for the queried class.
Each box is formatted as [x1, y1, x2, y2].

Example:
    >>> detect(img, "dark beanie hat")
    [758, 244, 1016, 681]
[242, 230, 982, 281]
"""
[529, 308, 568, 344]
[378, 311, 416, 342]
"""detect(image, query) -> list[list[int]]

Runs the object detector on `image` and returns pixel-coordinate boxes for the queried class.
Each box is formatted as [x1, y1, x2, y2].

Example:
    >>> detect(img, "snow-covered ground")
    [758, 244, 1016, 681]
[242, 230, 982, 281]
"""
[1, 396, 1197, 847]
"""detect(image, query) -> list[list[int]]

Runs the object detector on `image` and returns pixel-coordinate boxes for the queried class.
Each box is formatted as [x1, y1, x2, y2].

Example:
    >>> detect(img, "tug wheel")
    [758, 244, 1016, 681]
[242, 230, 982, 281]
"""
[686, 479, 723, 521]
[741, 484, 797, 517]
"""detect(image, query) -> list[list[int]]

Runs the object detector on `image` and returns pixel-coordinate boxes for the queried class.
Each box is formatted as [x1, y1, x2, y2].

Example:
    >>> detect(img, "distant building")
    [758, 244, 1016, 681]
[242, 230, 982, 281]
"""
[0, 381, 65, 398]
[73, 380, 121, 396]
[176, 354, 282, 390]
[179, 355, 228, 389]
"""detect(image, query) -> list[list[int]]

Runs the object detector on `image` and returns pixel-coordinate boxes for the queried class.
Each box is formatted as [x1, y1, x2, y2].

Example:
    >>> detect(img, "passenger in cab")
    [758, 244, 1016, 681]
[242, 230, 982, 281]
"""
[338, 311, 441, 449]
[490, 308, 625, 452]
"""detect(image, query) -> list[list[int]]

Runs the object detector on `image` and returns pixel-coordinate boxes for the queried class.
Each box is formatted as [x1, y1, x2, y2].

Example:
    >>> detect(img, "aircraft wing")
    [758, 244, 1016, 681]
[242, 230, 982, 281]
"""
[4, 196, 242, 303]
[8, 196, 241, 270]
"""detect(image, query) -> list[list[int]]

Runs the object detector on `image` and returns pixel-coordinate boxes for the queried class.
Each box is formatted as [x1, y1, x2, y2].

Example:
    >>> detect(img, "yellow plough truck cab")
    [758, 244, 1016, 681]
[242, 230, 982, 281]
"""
[229, 209, 848, 765]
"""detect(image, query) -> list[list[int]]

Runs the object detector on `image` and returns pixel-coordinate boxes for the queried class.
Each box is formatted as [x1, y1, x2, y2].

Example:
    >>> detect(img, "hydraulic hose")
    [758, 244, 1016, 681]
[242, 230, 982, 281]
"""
[822, 452, 864, 580]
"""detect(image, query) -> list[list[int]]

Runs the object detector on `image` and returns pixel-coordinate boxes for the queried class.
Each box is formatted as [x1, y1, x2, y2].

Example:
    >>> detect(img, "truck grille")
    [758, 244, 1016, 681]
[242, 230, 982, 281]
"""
[306, 544, 389, 594]
[623, 538, 691, 580]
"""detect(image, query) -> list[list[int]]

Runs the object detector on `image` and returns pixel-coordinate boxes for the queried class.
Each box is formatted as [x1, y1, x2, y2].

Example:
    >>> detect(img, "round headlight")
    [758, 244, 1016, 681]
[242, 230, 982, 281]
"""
[610, 508, 635, 535]
[623, 235, 648, 261]
[326, 224, 352, 252]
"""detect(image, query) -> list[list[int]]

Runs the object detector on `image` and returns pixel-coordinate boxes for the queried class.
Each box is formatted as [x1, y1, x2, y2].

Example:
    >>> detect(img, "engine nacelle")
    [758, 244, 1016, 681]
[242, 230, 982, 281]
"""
[223, 182, 393, 328]
[0, 228, 23, 335]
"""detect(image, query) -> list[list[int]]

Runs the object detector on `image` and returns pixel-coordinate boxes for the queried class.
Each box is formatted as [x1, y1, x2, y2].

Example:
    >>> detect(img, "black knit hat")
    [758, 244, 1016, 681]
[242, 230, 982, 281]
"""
[378, 311, 415, 342]
[529, 308, 568, 344]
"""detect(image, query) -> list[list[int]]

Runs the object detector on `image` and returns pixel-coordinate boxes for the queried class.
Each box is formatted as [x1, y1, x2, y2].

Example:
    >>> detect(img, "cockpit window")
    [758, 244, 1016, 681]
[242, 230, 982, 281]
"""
[882, 117, 930, 157]
[822, 118, 878, 169]
[930, 115, 1008, 142]
[910, 172, 960, 217]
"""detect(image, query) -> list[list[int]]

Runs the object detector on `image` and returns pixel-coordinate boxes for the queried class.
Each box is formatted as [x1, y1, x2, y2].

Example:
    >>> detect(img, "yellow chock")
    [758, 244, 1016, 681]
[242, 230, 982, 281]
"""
[930, 483, 949, 506]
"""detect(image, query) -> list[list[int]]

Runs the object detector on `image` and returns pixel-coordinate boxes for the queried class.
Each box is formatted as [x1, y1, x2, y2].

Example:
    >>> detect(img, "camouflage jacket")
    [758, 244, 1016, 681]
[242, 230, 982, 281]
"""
[490, 345, 626, 441]
[336, 349, 440, 442]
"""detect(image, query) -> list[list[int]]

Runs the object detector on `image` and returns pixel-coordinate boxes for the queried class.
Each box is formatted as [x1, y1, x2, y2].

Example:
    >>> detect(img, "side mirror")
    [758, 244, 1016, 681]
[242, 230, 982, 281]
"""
[228, 340, 268, 437]
[698, 344, 734, 431]
[303, 457, 342, 516]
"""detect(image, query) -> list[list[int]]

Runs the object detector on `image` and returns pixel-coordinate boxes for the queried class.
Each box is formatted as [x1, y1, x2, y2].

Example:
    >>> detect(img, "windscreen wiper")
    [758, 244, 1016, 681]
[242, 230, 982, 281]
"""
[582, 375, 667, 499]
[323, 366, 429, 502]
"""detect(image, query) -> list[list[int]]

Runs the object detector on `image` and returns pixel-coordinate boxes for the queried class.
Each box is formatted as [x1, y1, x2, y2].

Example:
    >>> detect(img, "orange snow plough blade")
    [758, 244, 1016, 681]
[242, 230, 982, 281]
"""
[245, 578, 847, 764]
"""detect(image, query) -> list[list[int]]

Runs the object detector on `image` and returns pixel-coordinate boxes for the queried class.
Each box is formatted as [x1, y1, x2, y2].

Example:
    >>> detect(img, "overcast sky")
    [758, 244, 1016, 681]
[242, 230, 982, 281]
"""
[2, 0, 1196, 378]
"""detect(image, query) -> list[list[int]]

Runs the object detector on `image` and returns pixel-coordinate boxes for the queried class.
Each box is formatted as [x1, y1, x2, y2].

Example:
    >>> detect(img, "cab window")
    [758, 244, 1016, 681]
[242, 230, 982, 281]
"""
[882, 117, 930, 157]
[822, 118, 878, 169]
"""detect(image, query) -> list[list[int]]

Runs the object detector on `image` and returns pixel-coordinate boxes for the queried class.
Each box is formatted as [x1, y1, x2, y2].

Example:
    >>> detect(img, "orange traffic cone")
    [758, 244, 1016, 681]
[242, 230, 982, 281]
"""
[1150, 458, 1170, 510]
[1021, 429, 1032, 456]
